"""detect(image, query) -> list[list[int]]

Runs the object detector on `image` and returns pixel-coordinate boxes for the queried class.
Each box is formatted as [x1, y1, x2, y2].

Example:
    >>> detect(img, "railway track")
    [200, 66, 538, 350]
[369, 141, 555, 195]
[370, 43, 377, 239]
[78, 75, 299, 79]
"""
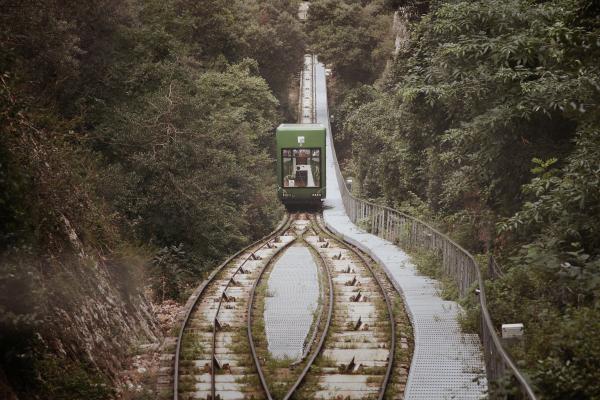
[312, 216, 411, 400]
[173, 32, 411, 398]
[247, 215, 334, 400]
[173, 212, 411, 400]
[299, 54, 316, 124]
[174, 213, 295, 400]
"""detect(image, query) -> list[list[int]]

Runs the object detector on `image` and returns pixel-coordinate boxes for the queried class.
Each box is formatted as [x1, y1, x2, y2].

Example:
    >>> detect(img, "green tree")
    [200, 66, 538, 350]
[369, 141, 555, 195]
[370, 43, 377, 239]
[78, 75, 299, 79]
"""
[332, 0, 600, 397]
[306, 0, 393, 84]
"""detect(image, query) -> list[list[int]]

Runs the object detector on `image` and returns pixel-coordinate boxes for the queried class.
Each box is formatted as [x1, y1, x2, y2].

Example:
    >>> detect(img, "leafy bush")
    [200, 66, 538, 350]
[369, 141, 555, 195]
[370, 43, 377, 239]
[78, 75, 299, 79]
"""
[1, 0, 301, 396]
[306, 0, 394, 84]
[329, 0, 600, 397]
[37, 357, 114, 400]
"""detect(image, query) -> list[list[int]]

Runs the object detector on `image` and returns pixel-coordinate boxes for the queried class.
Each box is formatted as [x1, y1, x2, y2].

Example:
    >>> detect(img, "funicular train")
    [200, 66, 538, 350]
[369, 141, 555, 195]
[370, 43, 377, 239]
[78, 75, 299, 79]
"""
[276, 123, 326, 206]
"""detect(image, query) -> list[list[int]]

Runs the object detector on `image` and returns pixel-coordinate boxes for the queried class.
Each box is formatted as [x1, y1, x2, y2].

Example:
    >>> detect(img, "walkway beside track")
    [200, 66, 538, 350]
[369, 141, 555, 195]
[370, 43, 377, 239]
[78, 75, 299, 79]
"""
[315, 60, 488, 399]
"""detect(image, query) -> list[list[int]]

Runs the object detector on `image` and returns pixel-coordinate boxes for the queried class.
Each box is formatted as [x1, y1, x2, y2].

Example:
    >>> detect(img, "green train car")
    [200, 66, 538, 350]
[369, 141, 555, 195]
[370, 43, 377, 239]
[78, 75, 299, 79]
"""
[276, 124, 326, 205]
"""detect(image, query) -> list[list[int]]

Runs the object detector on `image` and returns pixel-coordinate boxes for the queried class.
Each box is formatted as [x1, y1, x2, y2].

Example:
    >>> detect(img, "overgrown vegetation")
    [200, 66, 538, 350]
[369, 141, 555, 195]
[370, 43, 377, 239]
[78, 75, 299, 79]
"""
[305, 0, 394, 85]
[311, 0, 600, 398]
[1, 0, 304, 397]
[411, 249, 459, 302]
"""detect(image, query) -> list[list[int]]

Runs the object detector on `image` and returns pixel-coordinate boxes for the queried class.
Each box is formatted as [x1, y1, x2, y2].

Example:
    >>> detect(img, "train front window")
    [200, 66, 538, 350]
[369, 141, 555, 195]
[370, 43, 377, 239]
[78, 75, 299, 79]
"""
[282, 148, 321, 188]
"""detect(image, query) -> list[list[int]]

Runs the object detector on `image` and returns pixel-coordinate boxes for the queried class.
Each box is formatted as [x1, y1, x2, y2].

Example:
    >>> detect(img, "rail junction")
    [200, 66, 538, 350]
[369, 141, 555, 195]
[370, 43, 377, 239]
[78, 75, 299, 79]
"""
[170, 49, 494, 399]
[170, 4, 537, 396]
[173, 211, 412, 400]
[171, 53, 417, 400]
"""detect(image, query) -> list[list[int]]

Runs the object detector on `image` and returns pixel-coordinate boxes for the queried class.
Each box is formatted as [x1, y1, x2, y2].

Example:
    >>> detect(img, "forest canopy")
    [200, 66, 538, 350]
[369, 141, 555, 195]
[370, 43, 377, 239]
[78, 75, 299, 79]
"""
[312, 0, 600, 398]
[1, 0, 304, 396]
[1, 0, 600, 398]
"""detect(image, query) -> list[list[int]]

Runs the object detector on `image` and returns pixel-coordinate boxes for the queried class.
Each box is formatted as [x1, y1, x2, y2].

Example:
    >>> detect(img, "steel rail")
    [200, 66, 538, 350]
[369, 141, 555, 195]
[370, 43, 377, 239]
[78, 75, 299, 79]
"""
[244, 235, 298, 400]
[295, 238, 326, 365]
[298, 59, 304, 123]
[246, 214, 397, 399]
[311, 54, 316, 123]
[209, 215, 294, 399]
[293, 220, 327, 366]
[248, 214, 334, 400]
[314, 214, 396, 400]
[280, 214, 334, 400]
[173, 212, 291, 400]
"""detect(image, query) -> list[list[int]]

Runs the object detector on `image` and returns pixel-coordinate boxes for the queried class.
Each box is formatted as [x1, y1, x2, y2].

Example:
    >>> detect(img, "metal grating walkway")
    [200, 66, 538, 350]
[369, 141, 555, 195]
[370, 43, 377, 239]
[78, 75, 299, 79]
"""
[264, 245, 320, 360]
[313, 59, 488, 399]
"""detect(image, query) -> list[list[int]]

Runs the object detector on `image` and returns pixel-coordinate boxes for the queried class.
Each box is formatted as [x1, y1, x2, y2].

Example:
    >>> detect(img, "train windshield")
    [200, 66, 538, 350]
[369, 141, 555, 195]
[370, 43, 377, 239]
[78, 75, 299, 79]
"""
[282, 148, 320, 188]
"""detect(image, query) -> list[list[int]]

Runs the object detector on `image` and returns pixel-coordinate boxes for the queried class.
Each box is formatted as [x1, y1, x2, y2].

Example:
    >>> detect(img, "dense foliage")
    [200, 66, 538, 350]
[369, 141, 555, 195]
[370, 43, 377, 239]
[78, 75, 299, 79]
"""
[306, 0, 394, 84]
[1, 0, 304, 397]
[316, 0, 600, 398]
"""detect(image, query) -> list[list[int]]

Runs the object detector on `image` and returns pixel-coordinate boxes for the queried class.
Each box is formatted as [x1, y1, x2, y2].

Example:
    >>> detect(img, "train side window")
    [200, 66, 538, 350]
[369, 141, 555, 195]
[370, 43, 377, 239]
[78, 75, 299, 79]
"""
[283, 154, 294, 187]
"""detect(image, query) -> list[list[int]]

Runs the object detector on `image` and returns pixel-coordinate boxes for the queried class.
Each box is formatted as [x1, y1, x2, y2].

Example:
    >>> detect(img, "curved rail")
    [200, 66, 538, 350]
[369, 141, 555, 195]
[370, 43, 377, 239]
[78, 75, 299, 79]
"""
[210, 220, 294, 399]
[173, 213, 291, 400]
[245, 215, 334, 400]
[245, 226, 299, 400]
[314, 214, 396, 400]
[246, 212, 396, 399]
[293, 230, 327, 366]
[279, 215, 334, 400]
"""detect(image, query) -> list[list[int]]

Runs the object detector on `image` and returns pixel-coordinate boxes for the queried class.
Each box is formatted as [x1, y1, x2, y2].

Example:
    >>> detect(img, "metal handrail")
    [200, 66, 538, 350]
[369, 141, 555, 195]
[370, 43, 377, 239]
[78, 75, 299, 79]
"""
[323, 90, 536, 399]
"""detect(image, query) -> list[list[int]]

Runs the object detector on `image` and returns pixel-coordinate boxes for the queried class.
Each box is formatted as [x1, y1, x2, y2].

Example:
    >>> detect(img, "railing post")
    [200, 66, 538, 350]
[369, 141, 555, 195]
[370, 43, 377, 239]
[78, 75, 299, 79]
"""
[330, 139, 536, 399]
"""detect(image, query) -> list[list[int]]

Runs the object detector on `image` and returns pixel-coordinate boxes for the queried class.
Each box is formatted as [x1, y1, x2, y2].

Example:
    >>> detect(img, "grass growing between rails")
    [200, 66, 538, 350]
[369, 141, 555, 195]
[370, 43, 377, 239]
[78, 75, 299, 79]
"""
[180, 331, 205, 360]
[250, 234, 332, 399]
[249, 244, 296, 398]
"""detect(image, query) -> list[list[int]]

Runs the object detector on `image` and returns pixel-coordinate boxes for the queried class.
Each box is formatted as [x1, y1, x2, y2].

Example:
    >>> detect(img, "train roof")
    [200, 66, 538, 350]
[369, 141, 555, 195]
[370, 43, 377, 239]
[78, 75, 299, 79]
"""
[277, 123, 325, 131]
